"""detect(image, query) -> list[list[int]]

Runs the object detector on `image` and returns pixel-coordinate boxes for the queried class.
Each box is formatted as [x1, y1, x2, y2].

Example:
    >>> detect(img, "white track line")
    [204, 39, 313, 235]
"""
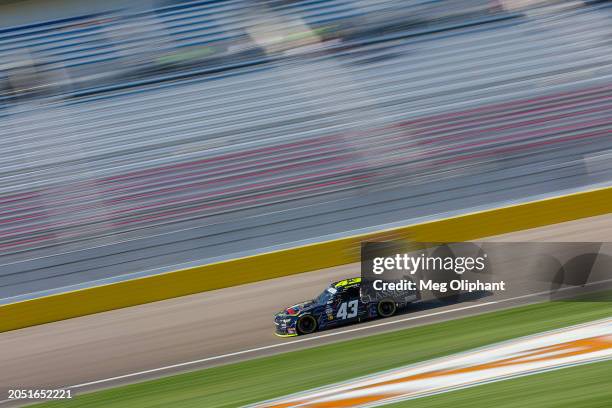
[0, 279, 610, 404]
[66, 302, 495, 389]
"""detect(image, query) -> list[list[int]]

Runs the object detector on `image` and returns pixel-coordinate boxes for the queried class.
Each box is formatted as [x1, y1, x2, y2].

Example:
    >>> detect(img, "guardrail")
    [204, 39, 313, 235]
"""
[0, 186, 609, 332]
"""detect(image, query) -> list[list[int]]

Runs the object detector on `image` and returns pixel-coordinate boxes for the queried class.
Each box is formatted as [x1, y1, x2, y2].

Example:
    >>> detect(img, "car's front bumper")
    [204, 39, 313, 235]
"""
[274, 315, 298, 337]
[274, 331, 298, 337]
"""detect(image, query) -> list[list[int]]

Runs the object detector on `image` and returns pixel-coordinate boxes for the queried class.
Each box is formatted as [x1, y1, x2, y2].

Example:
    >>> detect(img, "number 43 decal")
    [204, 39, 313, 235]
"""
[336, 300, 358, 319]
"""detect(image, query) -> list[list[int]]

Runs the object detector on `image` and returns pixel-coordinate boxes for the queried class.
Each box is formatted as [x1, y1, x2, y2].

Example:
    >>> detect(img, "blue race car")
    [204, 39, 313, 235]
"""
[274, 277, 417, 337]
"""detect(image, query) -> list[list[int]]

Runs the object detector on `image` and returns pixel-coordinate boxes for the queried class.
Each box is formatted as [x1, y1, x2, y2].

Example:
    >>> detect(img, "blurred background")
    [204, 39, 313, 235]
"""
[0, 0, 611, 300]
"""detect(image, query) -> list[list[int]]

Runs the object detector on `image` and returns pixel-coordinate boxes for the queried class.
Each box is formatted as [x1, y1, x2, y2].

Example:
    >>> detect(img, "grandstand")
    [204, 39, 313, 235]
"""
[0, 0, 611, 299]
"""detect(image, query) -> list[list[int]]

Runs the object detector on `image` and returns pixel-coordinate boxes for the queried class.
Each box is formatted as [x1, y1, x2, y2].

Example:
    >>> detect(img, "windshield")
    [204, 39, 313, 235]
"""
[314, 287, 337, 304]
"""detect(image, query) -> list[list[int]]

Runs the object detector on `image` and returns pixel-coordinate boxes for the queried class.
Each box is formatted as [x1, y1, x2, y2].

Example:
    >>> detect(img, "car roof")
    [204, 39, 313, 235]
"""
[331, 277, 361, 289]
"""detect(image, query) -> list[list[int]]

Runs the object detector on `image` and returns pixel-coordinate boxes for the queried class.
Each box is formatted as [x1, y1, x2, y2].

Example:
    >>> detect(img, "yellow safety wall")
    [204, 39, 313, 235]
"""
[1, 187, 610, 332]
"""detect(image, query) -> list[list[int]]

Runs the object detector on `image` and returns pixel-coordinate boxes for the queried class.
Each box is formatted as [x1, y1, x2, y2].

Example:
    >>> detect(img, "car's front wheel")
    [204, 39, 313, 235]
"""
[377, 300, 396, 317]
[296, 315, 317, 335]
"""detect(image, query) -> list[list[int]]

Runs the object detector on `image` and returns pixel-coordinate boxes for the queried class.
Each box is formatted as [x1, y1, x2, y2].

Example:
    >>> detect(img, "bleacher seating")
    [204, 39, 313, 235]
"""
[1, 1, 611, 260]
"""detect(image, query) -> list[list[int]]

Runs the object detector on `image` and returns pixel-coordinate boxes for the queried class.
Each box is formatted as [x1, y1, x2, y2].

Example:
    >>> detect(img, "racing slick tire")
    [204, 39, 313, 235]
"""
[377, 299, 396, 317]
[296, 315, 318, 335]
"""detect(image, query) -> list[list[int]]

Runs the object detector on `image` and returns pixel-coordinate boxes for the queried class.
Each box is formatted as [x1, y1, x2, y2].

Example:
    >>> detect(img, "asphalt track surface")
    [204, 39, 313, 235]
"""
[0, 214, 611, 406]
[2, 3, 612, 300]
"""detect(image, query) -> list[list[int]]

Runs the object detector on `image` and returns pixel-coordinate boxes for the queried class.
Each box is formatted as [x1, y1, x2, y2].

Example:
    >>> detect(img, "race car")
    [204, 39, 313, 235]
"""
[274, 277, 417, 337]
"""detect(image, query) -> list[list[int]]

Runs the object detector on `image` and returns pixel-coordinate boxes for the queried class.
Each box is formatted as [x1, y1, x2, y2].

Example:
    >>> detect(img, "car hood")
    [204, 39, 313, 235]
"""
[277, 300, 317, 317]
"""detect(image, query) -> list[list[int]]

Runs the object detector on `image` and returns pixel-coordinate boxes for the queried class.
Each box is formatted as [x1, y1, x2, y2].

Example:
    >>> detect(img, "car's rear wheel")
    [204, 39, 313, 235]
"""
[296, 315, 317, 335]
[377, 300, 396, 317]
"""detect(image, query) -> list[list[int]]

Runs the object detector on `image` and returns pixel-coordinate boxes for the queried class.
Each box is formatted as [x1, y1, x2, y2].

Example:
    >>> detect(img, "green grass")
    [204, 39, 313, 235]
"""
[388, 359, 612, 408]
[33, 291, 612, 408]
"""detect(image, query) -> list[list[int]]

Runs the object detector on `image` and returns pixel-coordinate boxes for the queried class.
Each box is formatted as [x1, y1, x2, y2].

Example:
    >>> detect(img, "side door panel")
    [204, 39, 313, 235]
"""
[334, 286, 362, 325]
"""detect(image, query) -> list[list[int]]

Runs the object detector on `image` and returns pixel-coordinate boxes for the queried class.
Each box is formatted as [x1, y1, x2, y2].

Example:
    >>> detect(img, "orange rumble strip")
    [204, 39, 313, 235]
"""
[356, 335, 612, 391]
[301, 394, 399, 408]
[248, 319, 612, 408]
